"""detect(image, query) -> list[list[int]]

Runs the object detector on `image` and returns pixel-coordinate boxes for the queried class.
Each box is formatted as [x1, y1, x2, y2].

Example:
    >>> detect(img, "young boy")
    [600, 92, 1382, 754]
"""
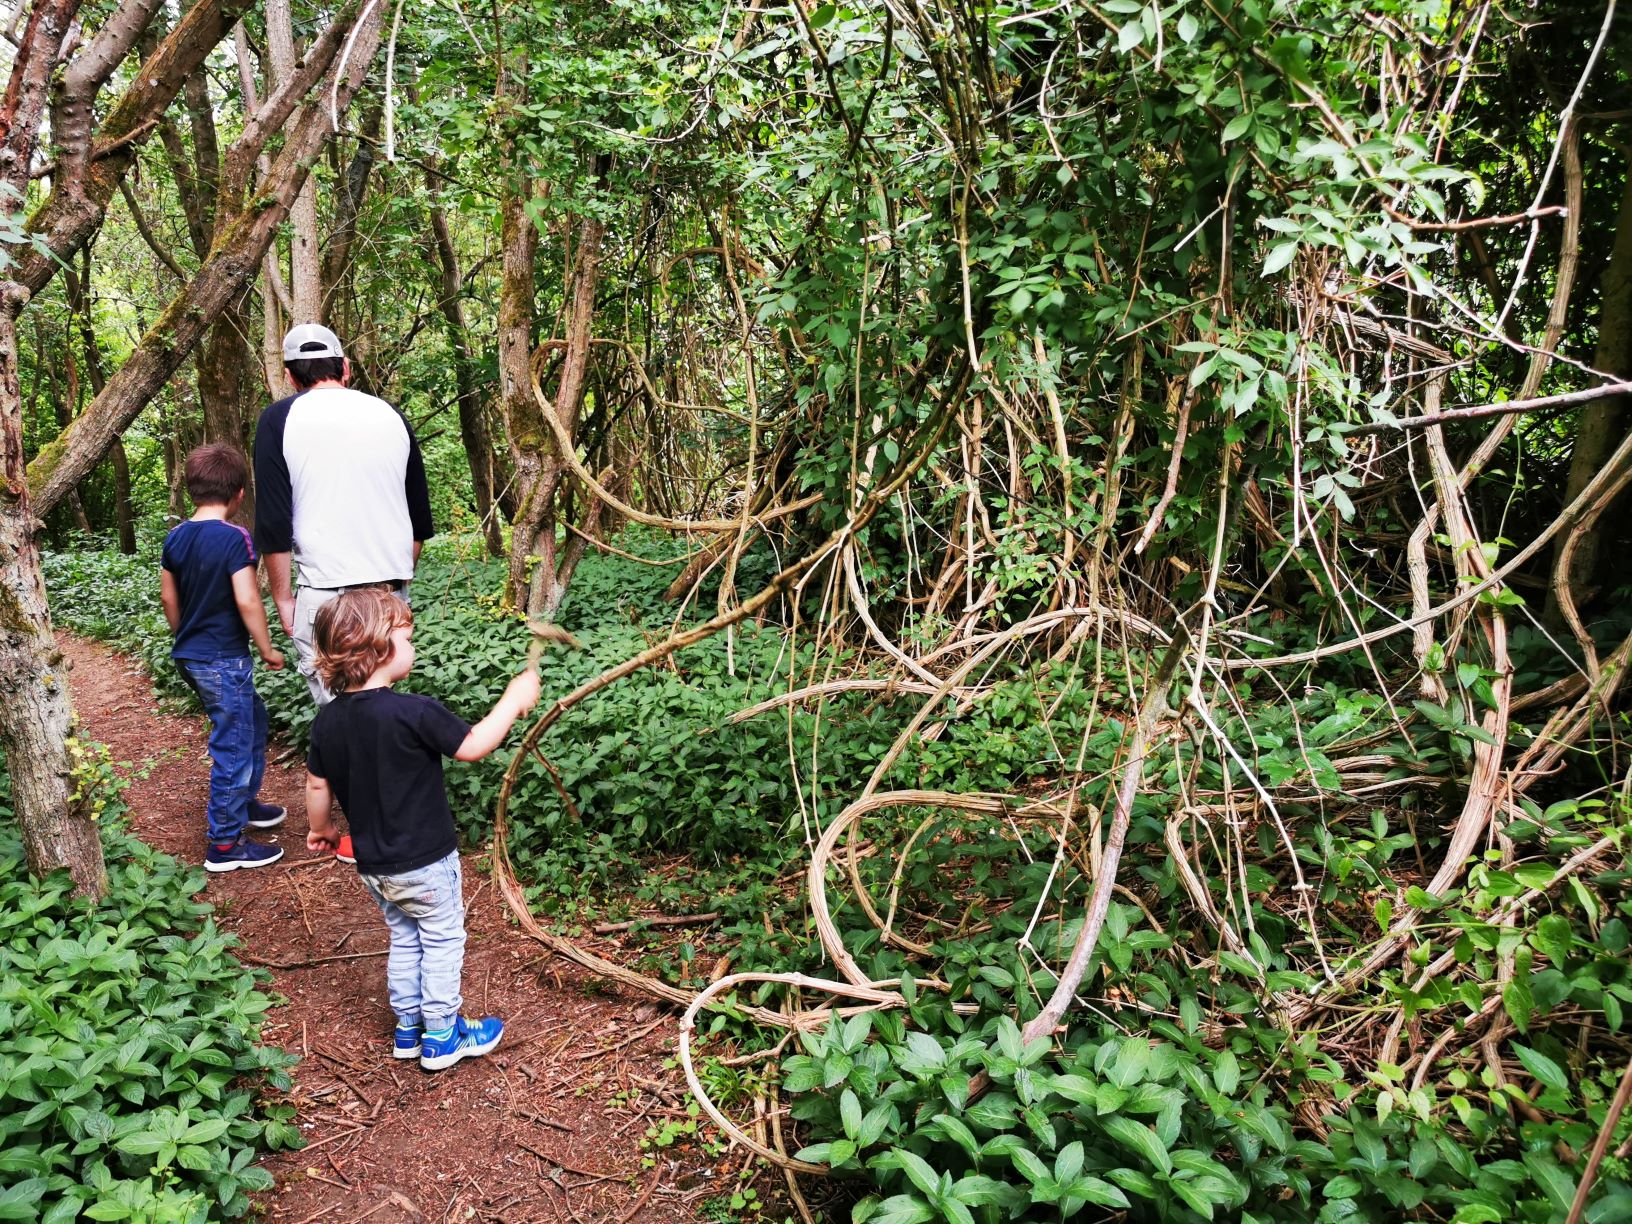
[160, 444, 288, 872]
[303, 588, 540, 1071]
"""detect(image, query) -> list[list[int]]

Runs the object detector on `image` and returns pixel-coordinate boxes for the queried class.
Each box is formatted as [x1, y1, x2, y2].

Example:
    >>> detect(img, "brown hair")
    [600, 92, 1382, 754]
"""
[313, 588, 414, 694]
[184, 443, 248, 506]
[285, 354, 346, 389]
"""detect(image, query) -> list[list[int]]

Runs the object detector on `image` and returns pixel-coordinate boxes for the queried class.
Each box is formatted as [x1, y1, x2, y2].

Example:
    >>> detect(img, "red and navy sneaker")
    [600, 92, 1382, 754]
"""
[204, 840, 284, 873]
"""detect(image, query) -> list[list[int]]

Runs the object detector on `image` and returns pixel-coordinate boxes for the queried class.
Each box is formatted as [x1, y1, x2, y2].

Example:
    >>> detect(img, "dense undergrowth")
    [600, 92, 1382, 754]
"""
[43, 534, 1632, 1223]
[0, 760, 298, 1222]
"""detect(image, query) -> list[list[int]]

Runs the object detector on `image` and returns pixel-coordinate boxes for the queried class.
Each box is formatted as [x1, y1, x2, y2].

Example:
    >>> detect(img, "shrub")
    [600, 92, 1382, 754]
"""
[0, 764, 298, 1221]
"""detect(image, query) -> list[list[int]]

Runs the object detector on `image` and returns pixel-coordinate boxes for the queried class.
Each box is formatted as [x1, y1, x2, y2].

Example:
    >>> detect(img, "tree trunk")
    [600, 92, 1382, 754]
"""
[499, 173, 543, 608]
[14, 0, 257, 304]
[323, 99, 383, 332]
[523, 212, 606, 617]
[425, 195, 503, 556]
[26, 0, 384, 518]
[267, 0, 322, 323]
[0, 0, 106, 897]
[66, 247, 136, 552]
[1552, 163, 1632, 609]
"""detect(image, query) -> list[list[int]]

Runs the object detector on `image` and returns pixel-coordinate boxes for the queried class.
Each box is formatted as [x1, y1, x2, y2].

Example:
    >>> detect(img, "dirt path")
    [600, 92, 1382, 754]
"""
[61, 634, 715, 1223]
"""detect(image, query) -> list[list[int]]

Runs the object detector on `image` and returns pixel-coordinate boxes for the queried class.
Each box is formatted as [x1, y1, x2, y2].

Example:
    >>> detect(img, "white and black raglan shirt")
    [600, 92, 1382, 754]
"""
[252, 387, 436, 589]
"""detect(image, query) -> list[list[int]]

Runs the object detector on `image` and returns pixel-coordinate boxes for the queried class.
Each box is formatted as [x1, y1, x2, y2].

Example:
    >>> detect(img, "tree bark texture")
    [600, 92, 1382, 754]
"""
[498, 174, 542, 608]
[1553, 163, 1632, 607]
[426, 196, 503, 556]
[524, 213, 606, 617]
[322, 99, 383, 335]
[0, 0, 105, 897]
[267, 0, 322, 323]
[27, 0, 384, 518]
[65, 250, 135, 553]
[15, 0, 257, 303]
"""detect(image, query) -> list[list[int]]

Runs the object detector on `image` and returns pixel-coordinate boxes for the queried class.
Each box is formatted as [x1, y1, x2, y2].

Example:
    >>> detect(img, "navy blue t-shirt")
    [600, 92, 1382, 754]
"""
[162, 519, 258, 662]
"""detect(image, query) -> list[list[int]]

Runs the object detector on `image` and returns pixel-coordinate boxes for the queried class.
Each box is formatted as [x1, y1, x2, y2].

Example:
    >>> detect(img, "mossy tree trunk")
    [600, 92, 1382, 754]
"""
[26, 0, 384, 519]
[425, 188, 504, 557]
[0, 0, 106, 898]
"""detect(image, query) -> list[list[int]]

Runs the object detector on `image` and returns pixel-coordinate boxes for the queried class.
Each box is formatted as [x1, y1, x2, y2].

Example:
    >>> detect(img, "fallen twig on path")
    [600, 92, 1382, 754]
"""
[616, 1166, 662, 1223]
[593, 911, 720, 934]
[241, 949, 387, 969]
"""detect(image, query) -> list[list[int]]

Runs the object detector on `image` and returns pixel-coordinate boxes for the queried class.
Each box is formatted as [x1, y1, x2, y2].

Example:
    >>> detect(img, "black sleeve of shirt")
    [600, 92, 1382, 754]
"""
[253, 397, 299, 555]
[413, 697, 471, 758]
[306, 704, 331, 777]
[400, 411, 435, 542]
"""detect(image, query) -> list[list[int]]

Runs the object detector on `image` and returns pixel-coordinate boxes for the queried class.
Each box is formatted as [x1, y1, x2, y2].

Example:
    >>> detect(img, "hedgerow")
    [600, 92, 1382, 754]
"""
[0, 763, 298, 1222]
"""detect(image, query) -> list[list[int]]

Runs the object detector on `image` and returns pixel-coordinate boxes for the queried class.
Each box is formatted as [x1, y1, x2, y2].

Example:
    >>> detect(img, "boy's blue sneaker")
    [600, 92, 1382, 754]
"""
[393, 1023, 423, 1060]
[204, 840, 285, 872]
[419, 1016, 504, 1071]
[247, 801, 287, 829]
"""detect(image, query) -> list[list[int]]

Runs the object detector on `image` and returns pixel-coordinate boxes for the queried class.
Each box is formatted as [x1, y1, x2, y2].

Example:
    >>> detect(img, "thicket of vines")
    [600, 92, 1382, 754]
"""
[10, 0, 1632, 1218]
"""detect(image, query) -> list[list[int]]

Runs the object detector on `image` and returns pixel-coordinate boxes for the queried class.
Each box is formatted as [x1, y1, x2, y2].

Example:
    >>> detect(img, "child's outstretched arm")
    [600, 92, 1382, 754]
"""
[230, 568, 285, 669]
[306, 773, 341, 852]
[454, 670, 542, 762]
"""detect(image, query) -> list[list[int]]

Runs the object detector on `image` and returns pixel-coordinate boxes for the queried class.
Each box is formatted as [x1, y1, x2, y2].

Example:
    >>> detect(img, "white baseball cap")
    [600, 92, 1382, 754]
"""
[282, 322, 345, 362]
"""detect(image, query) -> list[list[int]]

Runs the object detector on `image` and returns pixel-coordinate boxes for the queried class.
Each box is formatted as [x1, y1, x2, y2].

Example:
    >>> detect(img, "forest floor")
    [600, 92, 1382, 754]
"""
[60, 633, 724, 1223]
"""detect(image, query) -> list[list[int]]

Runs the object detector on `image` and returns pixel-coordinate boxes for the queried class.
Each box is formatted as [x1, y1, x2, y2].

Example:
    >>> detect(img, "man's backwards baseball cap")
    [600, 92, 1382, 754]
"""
[282, 323, 345, 362]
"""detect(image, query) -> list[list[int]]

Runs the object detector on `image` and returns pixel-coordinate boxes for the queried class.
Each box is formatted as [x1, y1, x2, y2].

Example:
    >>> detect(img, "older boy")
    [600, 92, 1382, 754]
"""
[160, 444, 288, 871]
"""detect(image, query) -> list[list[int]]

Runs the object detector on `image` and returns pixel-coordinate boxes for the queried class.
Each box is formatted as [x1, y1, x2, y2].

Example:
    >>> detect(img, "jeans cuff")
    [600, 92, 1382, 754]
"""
[422, 1013, 456, 1033]
[396, 1013, 422, 1030]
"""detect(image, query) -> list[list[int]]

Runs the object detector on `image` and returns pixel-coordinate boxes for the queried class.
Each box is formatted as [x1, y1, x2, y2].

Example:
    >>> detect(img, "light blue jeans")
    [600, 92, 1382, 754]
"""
[358, 851, 465, 1031]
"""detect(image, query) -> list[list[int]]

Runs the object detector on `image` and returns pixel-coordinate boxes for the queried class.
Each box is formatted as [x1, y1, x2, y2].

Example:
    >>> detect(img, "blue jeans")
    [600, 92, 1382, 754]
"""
[176, 655, 268, 845]
[359, 852, 466, 1031]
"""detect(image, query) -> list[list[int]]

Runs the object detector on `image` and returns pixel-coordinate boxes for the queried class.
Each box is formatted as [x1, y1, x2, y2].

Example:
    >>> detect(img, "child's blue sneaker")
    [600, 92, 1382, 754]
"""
[393, 1023, 422, 1060]
[419, 1016, 504, 1071]
[247, 801, 286, 829]
[204, 840, 285, 872]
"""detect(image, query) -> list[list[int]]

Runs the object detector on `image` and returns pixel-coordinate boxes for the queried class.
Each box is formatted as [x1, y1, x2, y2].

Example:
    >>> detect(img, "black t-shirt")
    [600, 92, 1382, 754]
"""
[306, 689, 471, 875]
[162, 519, 257, 662]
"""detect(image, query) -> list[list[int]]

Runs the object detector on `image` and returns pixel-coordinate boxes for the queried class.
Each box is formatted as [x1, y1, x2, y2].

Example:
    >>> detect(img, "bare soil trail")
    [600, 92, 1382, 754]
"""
[60, 633, 717, 1223]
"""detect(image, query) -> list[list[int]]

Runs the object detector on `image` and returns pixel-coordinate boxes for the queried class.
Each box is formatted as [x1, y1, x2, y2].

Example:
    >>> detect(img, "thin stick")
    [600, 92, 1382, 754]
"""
[616, 1167, 662, 1223]
[1565, 1053, 1632, 1224]
[241, 949, 387, 969]
[592, 912, 720, 935]
[1347, 379, 1632, 436]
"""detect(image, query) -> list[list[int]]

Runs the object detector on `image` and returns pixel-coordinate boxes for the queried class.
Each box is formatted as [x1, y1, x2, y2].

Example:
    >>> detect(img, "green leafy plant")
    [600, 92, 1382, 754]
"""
[0, 762, 298, 1220]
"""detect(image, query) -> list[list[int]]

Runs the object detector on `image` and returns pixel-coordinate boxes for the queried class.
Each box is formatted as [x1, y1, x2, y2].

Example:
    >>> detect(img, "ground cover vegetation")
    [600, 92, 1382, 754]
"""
[6, 0, 1632, 1219]
[0, 767, 298, 1221]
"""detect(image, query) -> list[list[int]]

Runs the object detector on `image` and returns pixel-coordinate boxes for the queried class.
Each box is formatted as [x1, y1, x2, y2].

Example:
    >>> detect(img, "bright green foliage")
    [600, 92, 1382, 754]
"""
[48, 533, 1632, 1219]
[0, 773, 298, 1221]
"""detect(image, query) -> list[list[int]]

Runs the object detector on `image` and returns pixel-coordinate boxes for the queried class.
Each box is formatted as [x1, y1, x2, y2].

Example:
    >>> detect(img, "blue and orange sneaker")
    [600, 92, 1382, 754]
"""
[419, 1016, 504, 1071]
[393, 1023, 423, 1060]
[204, 839, 284, 873]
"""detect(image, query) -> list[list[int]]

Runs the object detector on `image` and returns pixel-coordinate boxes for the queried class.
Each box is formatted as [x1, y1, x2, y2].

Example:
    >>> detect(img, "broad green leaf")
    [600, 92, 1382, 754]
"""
[1511, 1043, 1568, 1094]
[1103, 1115, 1172, 1172]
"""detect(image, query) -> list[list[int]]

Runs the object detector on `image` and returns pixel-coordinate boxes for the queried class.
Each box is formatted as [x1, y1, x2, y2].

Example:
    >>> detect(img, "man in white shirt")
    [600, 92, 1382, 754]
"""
[253, 324, 435, 708]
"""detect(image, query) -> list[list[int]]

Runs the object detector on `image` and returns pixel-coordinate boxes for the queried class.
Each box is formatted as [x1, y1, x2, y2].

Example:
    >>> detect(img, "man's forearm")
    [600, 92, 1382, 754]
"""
[413, 539, 423, 568]
[264, 552, 294, 603]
